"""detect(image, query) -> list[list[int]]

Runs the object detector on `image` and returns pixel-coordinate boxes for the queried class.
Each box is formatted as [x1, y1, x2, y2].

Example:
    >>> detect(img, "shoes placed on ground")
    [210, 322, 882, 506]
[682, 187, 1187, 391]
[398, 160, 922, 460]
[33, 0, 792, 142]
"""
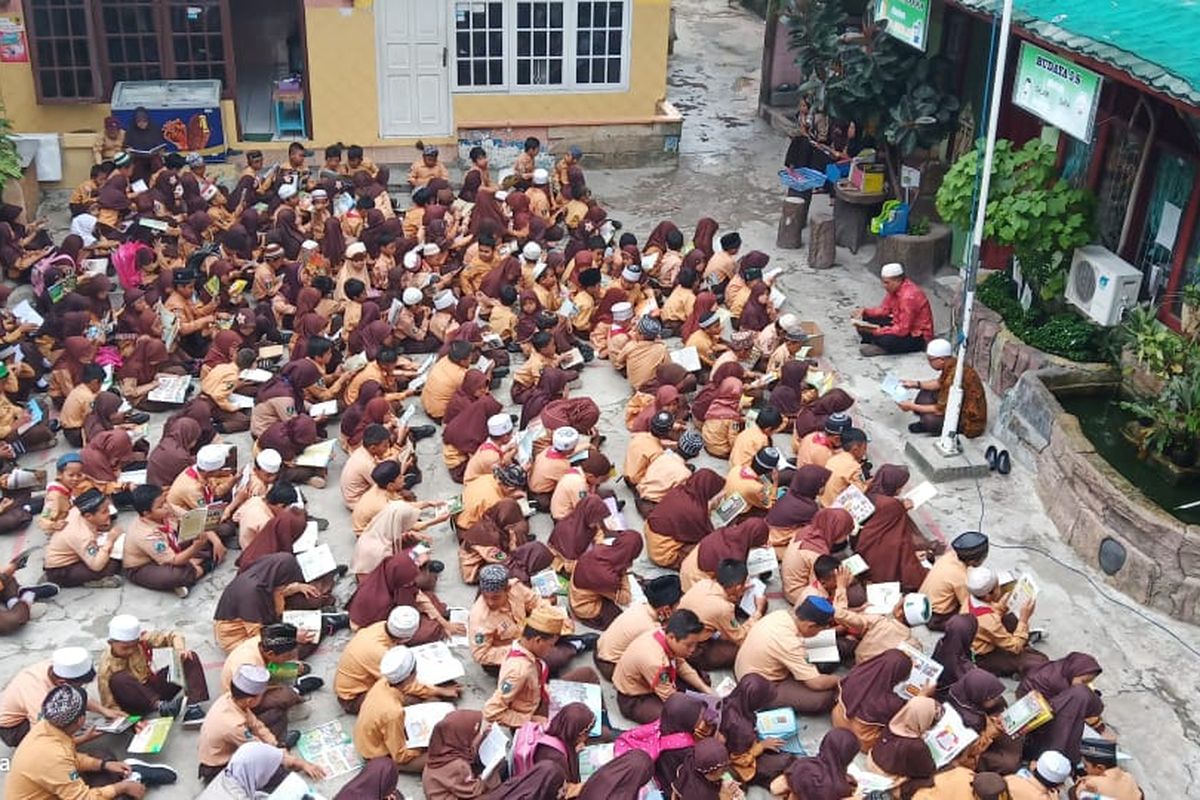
[491, 366, 510, 378]
[82, 576, 123, 589]
[173, 585, 189, 598]
[505, 342, 521, 353]
[321, 612, 350, 636]
[408, 424, 437, 442]
[181, 703, 206, 728]
[158, 696, 183, 718]
[126, 411, 151, 425]
[296, 675, 325, 695]
[21, 582, 58, 601]
[311, 515, 330, 532]
[859, 344, 887, 357]
[334, 564, 349, 579]
[283, 730, 302, 749]
[424, 559, 445, 574]
[562, 633, 600, 653]
[908, 422, 925, 434]
[125, 759, 178, 786]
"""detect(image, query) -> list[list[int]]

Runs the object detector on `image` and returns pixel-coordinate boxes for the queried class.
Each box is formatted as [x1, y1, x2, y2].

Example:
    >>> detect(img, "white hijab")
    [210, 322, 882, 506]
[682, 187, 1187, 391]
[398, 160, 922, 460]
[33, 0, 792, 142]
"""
[69, 213, 98, 247]
[195, 741, 283, 799]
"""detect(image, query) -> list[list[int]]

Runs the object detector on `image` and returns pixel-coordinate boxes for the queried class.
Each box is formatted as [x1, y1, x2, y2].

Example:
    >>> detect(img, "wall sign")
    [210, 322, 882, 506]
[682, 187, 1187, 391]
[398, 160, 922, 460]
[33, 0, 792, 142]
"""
[876, 0, 931, 52]
[1012, 41, 1102, 142]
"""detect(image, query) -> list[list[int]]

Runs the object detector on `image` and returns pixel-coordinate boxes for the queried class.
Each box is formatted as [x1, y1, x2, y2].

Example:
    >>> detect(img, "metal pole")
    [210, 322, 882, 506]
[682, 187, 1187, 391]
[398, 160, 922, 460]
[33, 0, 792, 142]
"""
[937, 0, 1015, 455]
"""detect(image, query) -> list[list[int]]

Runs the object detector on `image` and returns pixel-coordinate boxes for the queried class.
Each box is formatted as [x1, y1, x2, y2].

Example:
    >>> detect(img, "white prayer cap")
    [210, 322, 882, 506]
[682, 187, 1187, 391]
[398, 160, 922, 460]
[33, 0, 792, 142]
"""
[926, 338, 953, 359]
[403, 250, 421, 270]
[422, 243, 441, 257]
[434, 290, 457, 310]
[196, 444, 227, 471]
[201, 184, 219, 201]
[880, 262, 905, 278]
[233, 664, 270, 695]
[346, 242, 368, 258]
[621, 265, 642, 283]
[523, 242, 543, 262]
[532, 168, 549, 185]
[402, 288, 424, 307]
[277, 183, 298, 200]
[552, 426, 579, 452]
[108, 614, 142, 642]
[611, 302, 633, 322]
[1034, 751, 1072, 785]
[778, 312, 802, 334]
[310, 189, 328, 200]
[301, 239, 319, 251]
[380, 645, 416, 684]
[52, 647, 94, 680]
[966, 566, 998, 597]
[386, 606, 421, 640]
[256, 449, 283, 474]
[902, 594, 932, 627]
[488, 413, 514, 437]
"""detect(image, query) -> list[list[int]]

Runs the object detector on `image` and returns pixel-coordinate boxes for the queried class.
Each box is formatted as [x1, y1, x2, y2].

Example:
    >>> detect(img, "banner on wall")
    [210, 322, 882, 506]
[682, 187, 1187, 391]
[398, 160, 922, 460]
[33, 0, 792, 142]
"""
[0, 15, 29, 63]
[1012, 41, 1102, 142]
[876, 0, 932, 52]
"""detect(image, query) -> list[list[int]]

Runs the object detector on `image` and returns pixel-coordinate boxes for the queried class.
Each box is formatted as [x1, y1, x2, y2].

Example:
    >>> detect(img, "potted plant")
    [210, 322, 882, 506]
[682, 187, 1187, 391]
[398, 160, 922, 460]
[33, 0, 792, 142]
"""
[1181, 282, 1200, 338]
[0, 103, 21, 194]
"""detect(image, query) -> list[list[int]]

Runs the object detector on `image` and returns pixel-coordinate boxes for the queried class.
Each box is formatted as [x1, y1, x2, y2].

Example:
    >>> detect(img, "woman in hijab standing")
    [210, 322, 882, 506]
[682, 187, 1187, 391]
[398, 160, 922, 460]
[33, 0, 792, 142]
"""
[765, 465, 830, 558]
[867, 696, 941, 791]
[781, 508, 854, 605]
[532, 702, 594, 796]
[422, 710, 502, 800]
[578, 751, 654, 800]
[854, 465, 932, 591]
[775, 728, 859, 800]
[721, 674, 793, 786]
[644, 468, 725, 569]
[568, 529, 643, 629]
[831, 649, 913, 752]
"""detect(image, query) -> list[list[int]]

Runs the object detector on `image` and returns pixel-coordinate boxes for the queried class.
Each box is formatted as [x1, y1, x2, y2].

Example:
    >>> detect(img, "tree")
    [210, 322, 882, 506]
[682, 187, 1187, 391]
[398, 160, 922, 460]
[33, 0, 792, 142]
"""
[0, 102, 21, 188]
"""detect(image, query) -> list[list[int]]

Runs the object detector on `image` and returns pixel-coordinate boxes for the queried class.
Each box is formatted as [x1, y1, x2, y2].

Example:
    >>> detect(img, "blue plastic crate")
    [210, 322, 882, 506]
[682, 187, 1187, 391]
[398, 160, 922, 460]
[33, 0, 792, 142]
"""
[778, 167, 827, 193]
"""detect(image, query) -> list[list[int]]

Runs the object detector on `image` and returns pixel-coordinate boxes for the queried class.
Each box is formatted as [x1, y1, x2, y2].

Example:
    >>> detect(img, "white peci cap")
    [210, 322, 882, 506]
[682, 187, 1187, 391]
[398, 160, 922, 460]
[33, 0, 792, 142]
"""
[52, 647, 95, 681]
[107, 614, 142, 643]
[385, 606, 421, 640]
[422, 243, 441, 257]
[277, 183, 298, 200]
[402, 287, 424, 307]
[1034, 751, 1072, 785]
[966, 566, 998, 597]
[532, 168, 549, 185]
[301, 239, 319, 251]
[256, 449, 282, 474]
[926, 338, 953, 359]
[552, 426, 580, 452]
[522, 242, 543, 262]
[196, 444, 227, 471]
[233, 664, 270, 695]
[611, 302, 633, 322]
[380, 645, 416, 684]
[488, 413, 514, 438]
[880, 262, 905, 278]
[434, 290, 457, 310]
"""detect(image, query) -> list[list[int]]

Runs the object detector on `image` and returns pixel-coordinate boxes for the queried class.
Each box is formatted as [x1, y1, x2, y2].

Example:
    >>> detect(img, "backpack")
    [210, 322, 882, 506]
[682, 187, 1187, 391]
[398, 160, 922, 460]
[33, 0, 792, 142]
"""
[510, 721, 567, 777]
[613, 718, 694, 761]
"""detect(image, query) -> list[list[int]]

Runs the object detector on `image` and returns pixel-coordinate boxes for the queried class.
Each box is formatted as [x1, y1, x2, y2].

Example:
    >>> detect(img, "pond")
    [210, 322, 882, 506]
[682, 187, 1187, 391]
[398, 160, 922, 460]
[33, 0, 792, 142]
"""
[1058, 392, 1200, 525]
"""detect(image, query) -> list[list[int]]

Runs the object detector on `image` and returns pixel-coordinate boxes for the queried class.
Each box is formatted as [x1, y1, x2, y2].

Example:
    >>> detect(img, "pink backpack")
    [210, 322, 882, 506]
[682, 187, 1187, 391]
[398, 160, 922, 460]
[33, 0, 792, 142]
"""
[613, 718, 694, 761]
[510, 721, 568, 777]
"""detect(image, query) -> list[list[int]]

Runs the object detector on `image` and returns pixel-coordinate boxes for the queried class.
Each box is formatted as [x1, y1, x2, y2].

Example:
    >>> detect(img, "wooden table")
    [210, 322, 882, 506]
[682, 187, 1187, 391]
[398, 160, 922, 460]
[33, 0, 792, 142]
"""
[833, 184, 887, 254]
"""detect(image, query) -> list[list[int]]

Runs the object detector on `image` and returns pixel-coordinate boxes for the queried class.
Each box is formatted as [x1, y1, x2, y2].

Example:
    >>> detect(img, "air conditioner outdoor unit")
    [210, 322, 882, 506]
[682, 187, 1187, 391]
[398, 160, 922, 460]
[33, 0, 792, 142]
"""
[1065, 245, 1143, 326]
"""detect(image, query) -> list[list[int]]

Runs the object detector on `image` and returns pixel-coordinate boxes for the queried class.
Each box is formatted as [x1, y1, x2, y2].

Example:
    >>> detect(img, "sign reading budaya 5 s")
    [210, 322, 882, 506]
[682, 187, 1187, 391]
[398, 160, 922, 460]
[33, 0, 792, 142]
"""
[1012, 41, 1102, 142]
[876, 0, 931, 52]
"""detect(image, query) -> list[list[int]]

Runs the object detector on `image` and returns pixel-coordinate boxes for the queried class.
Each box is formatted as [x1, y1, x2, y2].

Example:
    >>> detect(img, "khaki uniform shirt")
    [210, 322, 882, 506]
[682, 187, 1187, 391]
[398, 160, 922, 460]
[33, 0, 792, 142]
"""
[1004, 773, 1058, 800]
[724, 465, 774, 513]
[623, 432, 664, 487]
[969, 598, 1028, 656]
[334, 621, 394, 701]
[98, 631, 184, 709]
[0, 661, 53, 727]
[919, 551, 969, 616]
[661, 286, 695, 323]
[680, 577, 754, 646]
[685, 329, 718, 367]
[819, 451, 867, 507]
[421, 358, 468, 419]
[795, 432, 835, 468]
[636, 450, 692, 503]
[197, 692, 275, 767]
[122, 514, 179, 569]
[549, 470, 589, 521]
[166, 467, 209, 515]
[613, 628, 703, 700]
[529, 449, 574, 494]
[59, 385, 96, 431]
[6, 720, 116, 800]
[220, 636, 268, 694]
[354, 678, 424, 764]
[596, 603, 659, 664]
[835, 609, 920, 664]
[483, 643, 545, 727]
[729, 426, 768, 470]
[467, 580, 546, 666]
[734, 609, 820, 682]
[45, 508, 111, 571]
[912, 766, 976, 800]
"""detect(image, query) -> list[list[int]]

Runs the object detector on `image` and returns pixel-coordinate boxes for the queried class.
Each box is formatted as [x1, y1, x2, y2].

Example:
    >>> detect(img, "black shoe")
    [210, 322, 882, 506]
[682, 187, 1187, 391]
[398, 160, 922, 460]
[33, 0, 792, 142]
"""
[506, 342, 521, 353]
[424, 559, 445, 574]
[408, 424, 437, 442]
[310, 515, 330, 532]
[48, 419, 61, 433]
[157, 696, 183, 718]
[295, 675, 325, 695]
[491, 366, 510, 378]
[21, 582, 58, 601]
[334, 564, 349, 578]
[24, 497, 45, 516]
[125, 759, 178, 786]
[126, 411, 151, 425]
[908, 422, 925, 434]
[562, 633, 600, 653]
[181, 703, 205, 729]
[321, 612, 350, 636]
[283, 730, 302, 749]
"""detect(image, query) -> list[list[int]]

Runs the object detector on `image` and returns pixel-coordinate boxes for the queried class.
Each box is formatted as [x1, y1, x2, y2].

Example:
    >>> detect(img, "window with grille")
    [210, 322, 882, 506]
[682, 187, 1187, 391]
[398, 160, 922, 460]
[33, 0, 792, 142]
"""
[455, 2, 505, 88]
[452, 0, 629, 93]
[575, 0, 624, 86]
[23, 0, 231, 103]
[25, 0, 100, 101]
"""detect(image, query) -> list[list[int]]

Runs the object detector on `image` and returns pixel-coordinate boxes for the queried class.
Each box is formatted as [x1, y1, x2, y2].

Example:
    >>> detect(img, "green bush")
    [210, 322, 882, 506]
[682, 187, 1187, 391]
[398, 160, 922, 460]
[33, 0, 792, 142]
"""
[976, 273, 1107, 362]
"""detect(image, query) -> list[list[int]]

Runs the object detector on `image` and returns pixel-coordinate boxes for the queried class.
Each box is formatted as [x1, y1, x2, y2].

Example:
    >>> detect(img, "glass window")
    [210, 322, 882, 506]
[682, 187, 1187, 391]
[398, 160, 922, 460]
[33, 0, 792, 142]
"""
[100, 0, 162, 84]
[515, 2, 564, 86]
[26, 0, 99, 101]
[575, 0, 624, 85]
[455, 2, 505, 88]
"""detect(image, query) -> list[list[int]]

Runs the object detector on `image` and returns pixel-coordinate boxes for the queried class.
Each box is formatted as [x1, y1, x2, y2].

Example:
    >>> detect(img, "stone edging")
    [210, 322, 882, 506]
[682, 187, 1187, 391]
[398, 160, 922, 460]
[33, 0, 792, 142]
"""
[966, 303, 1110, 395]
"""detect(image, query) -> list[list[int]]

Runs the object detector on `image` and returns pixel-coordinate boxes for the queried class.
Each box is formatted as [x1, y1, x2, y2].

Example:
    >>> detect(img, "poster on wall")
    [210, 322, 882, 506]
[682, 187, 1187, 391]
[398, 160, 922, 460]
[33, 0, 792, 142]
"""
[1012, 41, 1102, 142]
[876, 0, 931, 52]
[0, 15, 29, 63]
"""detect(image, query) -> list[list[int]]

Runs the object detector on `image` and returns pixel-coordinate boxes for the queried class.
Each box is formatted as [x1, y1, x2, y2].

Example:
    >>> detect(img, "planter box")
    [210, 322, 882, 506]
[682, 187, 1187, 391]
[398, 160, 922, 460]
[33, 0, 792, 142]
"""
[1119, 347, 1167, 400]
[800, 321, 825, 357]
[870, 223, 952, 284]
[965, 304, 1110, 395]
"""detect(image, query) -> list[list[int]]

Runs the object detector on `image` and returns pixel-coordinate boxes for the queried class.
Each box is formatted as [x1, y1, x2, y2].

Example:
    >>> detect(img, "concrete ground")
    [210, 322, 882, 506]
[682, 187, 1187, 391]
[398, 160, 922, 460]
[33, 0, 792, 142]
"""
[2, 0, 1198, 796]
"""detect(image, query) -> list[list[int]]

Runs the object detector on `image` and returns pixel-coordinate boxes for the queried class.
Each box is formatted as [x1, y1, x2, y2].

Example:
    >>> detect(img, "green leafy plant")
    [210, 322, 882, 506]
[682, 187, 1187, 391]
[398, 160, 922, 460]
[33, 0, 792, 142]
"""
[0, 102, 21, 187]
[975, 273, 1108, 362]
[908, 216, 931, 236]
[1121, 370, 1200, 460]
[786, 0, 843, 108]
[1118, 303, 1192, 378]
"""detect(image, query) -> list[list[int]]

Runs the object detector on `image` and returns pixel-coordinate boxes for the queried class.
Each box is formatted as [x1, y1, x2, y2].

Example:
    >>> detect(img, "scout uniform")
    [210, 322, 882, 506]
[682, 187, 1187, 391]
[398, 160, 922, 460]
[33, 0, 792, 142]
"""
[482, 608, 564, 727]
[612, 627, 705, 704]
[197, 666, 276, 773]
[354, 647, 437, 769]
[421, 356, 468, 420]
[97, 616, 188, 711]
[723, 464, 774, 515]
[834, 608, 920, 664]
[729, 425, 769, 470]
[595, 603, 659, 673]
[623, 432, 665, 487]
[0, 648, 97, 746]
[919, 548, 973, 619]
[679, 578, 757, 669]
[636, 450, 692, 503]
[121, 513, 182, 572]
[795, 431, 836, 468]
[548, 468, 589, 521]
[734, 609, 820, 683]
[44, 505, 116, 584]
[819, 451, 867, 506]
[6, 719, 119, 800]
[335, 607, 419, 711]
[467, 578, 545, 666]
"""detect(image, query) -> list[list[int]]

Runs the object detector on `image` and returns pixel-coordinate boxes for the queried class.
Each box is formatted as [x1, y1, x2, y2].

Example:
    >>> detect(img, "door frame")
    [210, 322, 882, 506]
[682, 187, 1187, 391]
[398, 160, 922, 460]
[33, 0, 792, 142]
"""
[374, 0, 454, 139]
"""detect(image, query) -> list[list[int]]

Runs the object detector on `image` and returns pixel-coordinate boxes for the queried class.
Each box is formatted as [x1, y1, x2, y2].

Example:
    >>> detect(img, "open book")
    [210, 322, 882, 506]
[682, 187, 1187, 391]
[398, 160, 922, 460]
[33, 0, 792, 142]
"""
[281, 610, 322, 644]
[178, 503, 225, 542]
[404, 702, 456, 748]
[411, 641, 466, 685]
[801, 628, 840, 663]
[296, 544, 337, 582]
[924, 705, 978, 768]
[832, 484, 875, 524]
[295, 440, 335, 468]
[893, 641, 943, 699]
[669, 346, 702, 372]
[548, 680, 603, 737]
[710, 493, 748, 527]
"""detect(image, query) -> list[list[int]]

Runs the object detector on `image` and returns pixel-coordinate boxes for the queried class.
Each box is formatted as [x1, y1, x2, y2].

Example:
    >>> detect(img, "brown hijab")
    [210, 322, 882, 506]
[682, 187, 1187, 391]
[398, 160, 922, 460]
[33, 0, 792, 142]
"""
[695, 519, 768, 572]
[118, 337, 171, 384]
[766, 465, 830, 529]
[80, 430, 135, 482]
[236, 507, 308, 572]
[572, 529, 643, 594]
[147, 417, 202, 486]
[213, 552, 305, 624]
[794, 508, 854, 554]
[645, 468, 725, 543]
[838, 649, 912, 724]
[548, 495, 608, 561]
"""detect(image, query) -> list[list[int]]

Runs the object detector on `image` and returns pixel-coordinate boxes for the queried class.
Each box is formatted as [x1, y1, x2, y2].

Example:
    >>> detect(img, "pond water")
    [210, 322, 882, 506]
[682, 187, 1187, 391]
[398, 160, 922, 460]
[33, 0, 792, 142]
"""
[1058, 392, 1200, 524]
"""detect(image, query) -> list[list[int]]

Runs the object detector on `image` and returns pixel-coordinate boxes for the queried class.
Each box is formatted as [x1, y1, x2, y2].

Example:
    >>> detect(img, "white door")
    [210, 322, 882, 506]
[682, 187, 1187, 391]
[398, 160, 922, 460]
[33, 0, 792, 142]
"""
[376, 0, 452, 138]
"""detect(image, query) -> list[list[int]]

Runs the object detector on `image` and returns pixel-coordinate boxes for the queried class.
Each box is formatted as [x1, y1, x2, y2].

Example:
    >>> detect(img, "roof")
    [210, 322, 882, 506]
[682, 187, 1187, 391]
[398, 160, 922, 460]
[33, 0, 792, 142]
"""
[951, 0, 1200, 109]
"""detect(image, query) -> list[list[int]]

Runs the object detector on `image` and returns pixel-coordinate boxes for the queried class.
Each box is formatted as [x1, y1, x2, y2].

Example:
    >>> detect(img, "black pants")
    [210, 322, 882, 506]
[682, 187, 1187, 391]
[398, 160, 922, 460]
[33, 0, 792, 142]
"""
[860, 314, 926, 354]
